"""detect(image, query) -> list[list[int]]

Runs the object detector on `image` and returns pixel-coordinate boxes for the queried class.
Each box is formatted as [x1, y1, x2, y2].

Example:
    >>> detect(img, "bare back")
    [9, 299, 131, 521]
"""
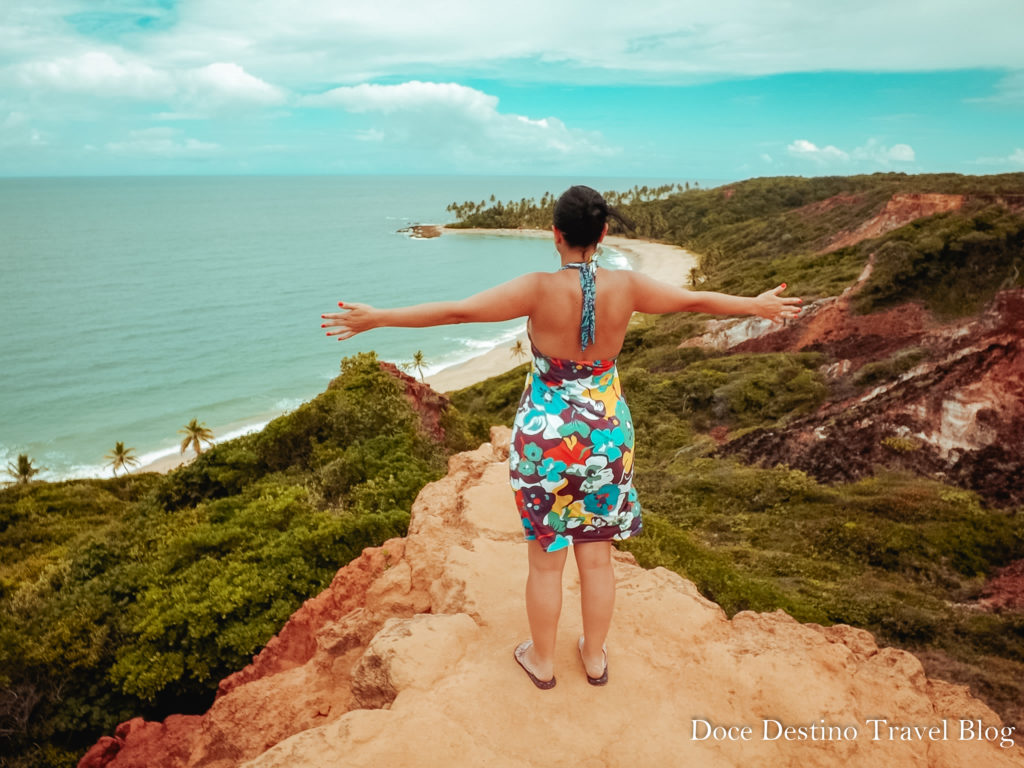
[526, 267, 636, 361]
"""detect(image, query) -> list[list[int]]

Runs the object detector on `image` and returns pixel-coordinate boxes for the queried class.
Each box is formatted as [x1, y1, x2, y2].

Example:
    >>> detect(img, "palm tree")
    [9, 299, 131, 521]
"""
[179, 418, 215, 458]
[510, 339, 527, 361]
[411, 350, 428, 382]
[4, 454, 45, 486]
[105, 441, 140, 478]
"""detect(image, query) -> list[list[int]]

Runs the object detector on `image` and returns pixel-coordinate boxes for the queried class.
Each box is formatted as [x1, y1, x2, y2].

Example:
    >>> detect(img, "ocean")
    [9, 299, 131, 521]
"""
[0, 175, 711, 480]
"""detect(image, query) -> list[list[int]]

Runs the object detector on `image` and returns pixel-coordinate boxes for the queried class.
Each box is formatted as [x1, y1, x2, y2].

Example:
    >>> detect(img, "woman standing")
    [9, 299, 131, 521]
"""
[321, 185, 802, 690]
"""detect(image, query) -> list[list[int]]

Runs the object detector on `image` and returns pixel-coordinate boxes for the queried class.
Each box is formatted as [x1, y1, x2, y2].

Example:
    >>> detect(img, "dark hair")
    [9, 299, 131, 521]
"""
[553, 185, 634, 247]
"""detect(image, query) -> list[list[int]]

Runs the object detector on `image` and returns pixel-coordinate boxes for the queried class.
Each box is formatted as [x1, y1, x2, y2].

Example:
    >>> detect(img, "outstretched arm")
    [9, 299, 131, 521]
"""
[321, 273, 540, 341]
[629, 272, 802, 323]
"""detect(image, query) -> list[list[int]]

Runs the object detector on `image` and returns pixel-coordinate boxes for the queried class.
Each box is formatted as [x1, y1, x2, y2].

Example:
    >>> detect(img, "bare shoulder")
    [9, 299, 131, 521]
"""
[603, 267, 641, 293]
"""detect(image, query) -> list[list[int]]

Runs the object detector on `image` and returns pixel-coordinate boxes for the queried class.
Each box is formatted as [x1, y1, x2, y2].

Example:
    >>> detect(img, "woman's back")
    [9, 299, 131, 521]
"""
[526, 267, 636, 362]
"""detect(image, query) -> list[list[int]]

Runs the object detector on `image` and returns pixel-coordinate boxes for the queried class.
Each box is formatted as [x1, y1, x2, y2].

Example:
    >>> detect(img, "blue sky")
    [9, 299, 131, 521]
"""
[1, 1, 1022, 178]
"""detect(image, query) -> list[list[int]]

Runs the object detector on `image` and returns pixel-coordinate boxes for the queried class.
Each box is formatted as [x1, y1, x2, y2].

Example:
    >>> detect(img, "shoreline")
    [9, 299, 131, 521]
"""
[136, 409, 295, 475]
[140, 230, 698, 475]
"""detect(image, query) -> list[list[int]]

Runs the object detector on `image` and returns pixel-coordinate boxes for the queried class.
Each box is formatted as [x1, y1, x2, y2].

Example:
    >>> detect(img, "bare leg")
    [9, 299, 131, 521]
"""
[575, 541, 614, 678]
[522, 538, 568, 681]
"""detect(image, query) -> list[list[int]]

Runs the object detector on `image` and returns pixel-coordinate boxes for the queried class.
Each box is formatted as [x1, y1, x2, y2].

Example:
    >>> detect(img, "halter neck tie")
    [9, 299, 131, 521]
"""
[560, 260, 597, 352]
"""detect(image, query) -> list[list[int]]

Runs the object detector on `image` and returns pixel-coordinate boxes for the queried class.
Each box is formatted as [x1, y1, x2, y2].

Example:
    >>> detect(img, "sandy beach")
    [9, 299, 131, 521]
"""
[140, 230, 698, 475]
[141, 451, 198, 474]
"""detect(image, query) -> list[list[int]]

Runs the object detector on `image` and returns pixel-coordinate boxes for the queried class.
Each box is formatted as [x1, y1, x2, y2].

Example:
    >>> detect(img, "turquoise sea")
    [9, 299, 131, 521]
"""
[0, 175, 711, 480]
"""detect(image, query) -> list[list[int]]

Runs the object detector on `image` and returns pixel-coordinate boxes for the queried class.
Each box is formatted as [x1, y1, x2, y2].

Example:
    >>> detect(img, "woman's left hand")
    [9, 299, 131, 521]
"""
[753, 284, 803, 324]
[321, 301, 379, 340]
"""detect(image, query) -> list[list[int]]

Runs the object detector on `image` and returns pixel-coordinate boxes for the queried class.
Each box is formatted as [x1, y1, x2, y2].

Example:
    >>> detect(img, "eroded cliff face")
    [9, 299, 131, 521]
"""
[80, 429, 1023, 768]
[681, 234, 1024, 510]
[718, 288, 1024, 506]
[824, 193, 967, 253]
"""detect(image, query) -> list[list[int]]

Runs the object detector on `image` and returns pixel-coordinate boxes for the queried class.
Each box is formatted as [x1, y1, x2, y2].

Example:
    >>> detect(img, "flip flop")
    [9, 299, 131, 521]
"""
[514, 640, 556, 689]
[578, 634, 608, 686]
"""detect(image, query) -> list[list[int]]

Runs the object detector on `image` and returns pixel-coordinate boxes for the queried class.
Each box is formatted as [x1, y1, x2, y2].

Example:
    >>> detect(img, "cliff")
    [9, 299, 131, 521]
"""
[80, 429, 1023, 768]
[682, 241, 1024, 507]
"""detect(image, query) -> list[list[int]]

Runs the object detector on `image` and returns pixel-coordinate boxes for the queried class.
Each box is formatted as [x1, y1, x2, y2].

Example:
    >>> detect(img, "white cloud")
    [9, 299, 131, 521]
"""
[5, 1, 1023, 99]
[304, 81, 615, 164]
[851, 138, 915, 164]
[976, 148, 1024, 166]
[105, 126, 220, 156]
[15, 51, 174, 99]
[305, 81, 495, 115]
[969, 70, 1024, 104]
[354, 128, 385, 142]
[884, 143, 916, 163]
[151, 0, 1024, 85]
[787, 139, 849, 164]
[787, 138, 915, 167]
[181, 62, 286, 107]
[12, 51, 284, 111]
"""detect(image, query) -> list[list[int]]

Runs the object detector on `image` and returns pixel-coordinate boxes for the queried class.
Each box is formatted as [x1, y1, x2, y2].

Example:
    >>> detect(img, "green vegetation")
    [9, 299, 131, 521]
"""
[851, 347, 929, 389]
[104, 441, 140, 478]
[0, 352, 462, 768]
[852, 202, 1024, 319]
[4, 454, 45, 486]
[178, 418, 215, 458]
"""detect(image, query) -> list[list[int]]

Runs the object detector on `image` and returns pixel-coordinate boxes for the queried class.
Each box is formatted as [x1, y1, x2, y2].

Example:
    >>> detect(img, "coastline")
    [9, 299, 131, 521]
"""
[135, 412, 280, 475]
[140, 230, 698, 474]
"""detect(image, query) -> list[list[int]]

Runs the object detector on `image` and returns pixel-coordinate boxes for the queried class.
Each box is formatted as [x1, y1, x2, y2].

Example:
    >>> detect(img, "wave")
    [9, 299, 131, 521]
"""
[417, 323, 527, 377]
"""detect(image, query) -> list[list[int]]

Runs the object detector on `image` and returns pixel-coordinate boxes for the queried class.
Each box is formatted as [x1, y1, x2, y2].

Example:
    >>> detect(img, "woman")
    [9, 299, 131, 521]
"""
[320, 185, 802, 690]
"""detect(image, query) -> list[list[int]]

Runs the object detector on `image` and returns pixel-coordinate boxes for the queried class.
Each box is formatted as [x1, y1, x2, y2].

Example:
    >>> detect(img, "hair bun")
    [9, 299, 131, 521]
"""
[554, 185, 612, 248]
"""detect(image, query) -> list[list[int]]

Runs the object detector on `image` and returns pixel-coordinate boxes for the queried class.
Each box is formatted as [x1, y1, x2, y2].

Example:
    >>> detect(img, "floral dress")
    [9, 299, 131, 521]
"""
[508, 338, 643, 552]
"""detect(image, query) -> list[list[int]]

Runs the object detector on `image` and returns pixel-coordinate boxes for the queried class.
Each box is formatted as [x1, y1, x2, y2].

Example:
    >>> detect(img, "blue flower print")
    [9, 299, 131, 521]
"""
[545, 533, 572, 552]
[539, 457, 568, 483]
[517, 458, 538, 477]
[531, 376, 567, 415]
[618, 401, 635, 445]
[515, 443, 540, 477]
[591, 427, 625, 462]
[584, 484, 622, 516]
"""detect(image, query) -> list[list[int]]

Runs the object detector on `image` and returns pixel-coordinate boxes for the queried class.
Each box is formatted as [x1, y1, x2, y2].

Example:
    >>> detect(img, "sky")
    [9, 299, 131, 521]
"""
[1, 0, 1023, 178]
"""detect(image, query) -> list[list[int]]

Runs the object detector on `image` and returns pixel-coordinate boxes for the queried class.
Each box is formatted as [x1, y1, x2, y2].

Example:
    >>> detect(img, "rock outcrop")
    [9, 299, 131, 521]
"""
[680, 226, 1024, 507]
[824, 193, 967, 253]
[978, 559, 1024, 613]
[80, 429, 1023, 767]
[719, 288, 1024, 506]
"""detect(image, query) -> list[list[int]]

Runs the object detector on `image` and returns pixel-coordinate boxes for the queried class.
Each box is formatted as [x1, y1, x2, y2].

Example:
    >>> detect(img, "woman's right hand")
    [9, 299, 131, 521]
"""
[753, 284, 803, 324]
[321, 301, 379, 341]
